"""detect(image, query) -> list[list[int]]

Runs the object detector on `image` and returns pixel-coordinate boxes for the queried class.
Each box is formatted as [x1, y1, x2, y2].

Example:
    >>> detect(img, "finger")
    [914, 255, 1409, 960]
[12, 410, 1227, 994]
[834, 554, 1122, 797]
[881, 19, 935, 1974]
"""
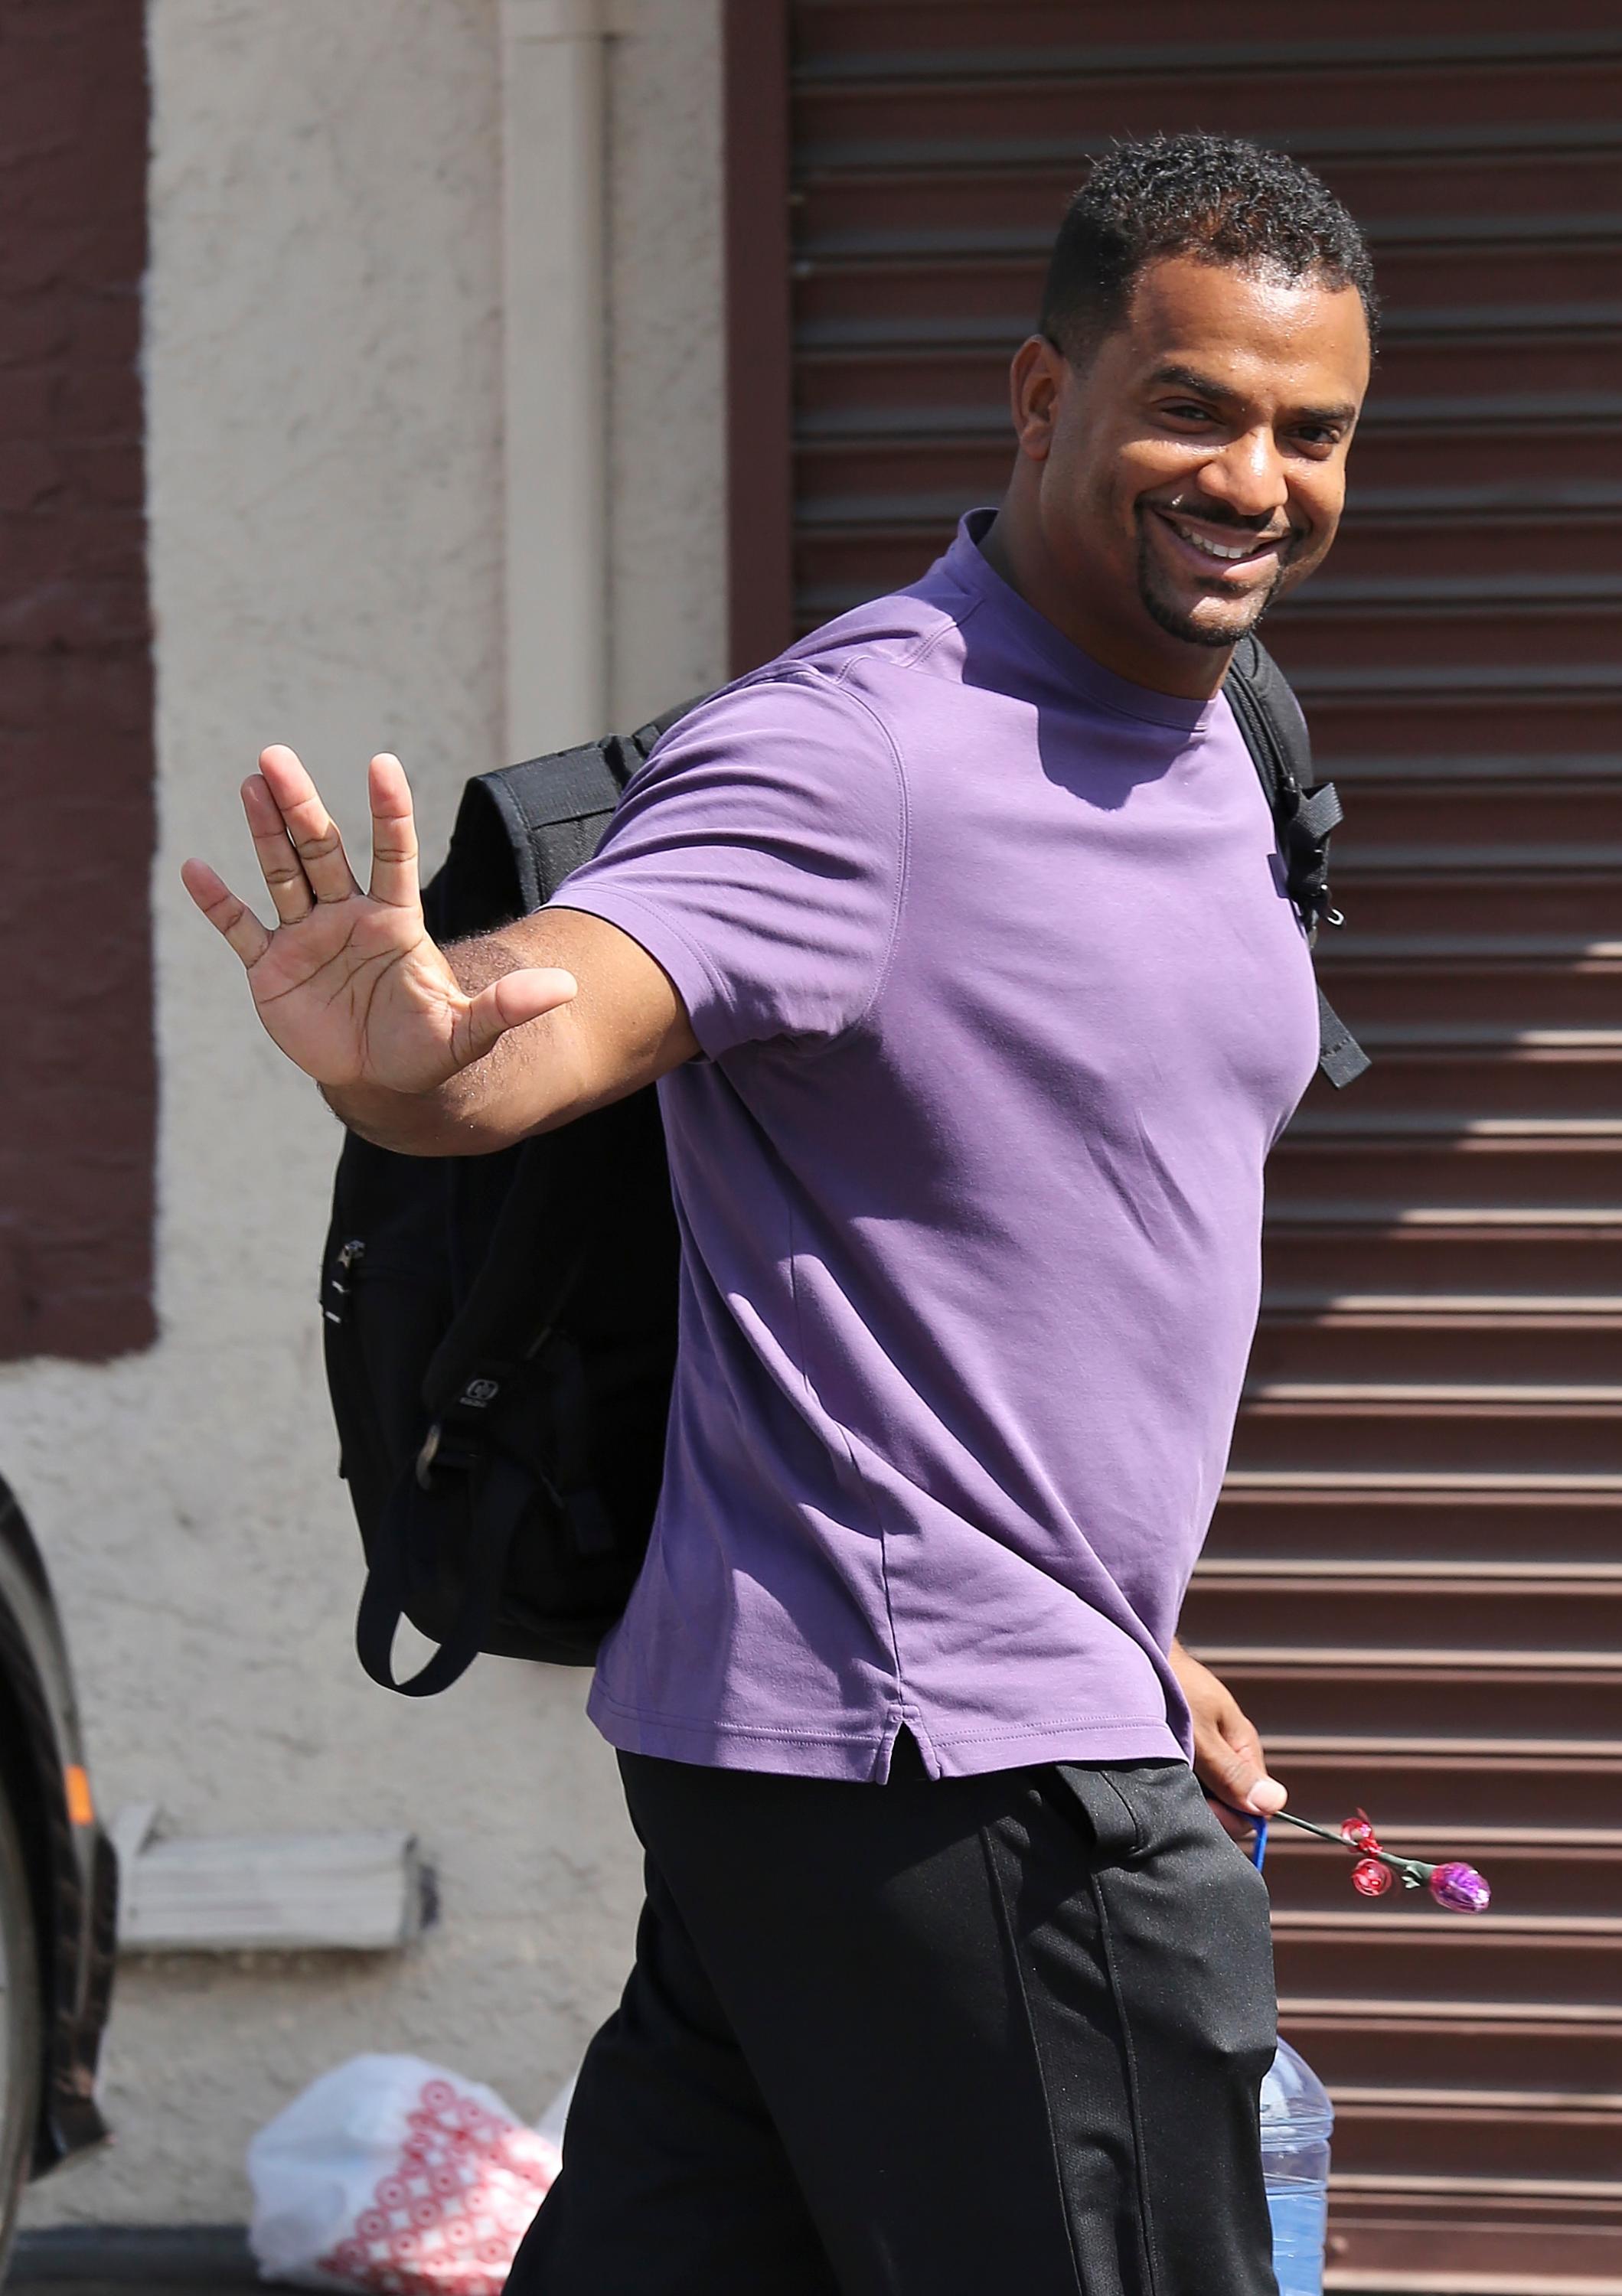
[1224, 1711, 1287, 1814]
[181, 857, 272, 969]
[449, 967, 578, 1072]
[242, 774, 313, 925]
[256, 744, 360, 905]
[1203, 1707, 1287, 1816]
[367, 753, 420, 911]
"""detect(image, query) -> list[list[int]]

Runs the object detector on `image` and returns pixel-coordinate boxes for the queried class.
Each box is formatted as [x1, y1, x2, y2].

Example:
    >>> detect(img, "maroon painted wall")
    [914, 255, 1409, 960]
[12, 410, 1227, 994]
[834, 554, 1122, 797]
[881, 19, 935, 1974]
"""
[0, 0, 156, 1360]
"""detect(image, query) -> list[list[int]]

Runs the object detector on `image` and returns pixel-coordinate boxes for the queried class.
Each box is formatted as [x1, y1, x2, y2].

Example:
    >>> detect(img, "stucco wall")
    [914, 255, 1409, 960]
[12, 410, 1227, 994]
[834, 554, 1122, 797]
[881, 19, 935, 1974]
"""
[605, 0, 727, 725]
[4, 0, 724, 2226]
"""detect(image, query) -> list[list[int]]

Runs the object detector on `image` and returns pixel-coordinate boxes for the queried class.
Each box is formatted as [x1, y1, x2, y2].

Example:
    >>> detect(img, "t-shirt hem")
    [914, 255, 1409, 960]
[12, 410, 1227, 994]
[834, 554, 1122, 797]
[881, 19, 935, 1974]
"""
[546, 885, 739, 1058]
[589, 1680, 1186, 1783]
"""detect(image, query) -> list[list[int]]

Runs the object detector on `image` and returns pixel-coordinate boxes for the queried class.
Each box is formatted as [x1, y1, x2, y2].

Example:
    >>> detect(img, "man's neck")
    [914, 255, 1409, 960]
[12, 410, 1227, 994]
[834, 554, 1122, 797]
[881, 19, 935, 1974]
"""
[977, 511, 1232, 703]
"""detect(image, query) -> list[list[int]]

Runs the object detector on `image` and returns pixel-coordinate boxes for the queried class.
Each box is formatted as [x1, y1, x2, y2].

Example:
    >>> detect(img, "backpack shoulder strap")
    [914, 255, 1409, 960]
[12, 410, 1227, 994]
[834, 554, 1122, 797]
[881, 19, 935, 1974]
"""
[429, 693, 714, 940]
[1223, 635, 1370, 1089]
[1225, 633, 1311, 797]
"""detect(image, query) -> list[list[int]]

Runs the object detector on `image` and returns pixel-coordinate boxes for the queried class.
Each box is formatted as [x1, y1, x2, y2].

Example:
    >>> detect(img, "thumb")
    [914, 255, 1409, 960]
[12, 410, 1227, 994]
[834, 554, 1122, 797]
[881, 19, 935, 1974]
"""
[1242, 1768, 1287, 1818]
[452, 967, 578, 1071]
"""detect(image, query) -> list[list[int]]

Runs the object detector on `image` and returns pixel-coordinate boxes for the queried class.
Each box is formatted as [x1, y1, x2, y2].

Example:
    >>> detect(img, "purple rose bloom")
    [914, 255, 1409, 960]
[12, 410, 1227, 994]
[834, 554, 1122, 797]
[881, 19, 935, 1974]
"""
[1428, 1861, 1491, 1913]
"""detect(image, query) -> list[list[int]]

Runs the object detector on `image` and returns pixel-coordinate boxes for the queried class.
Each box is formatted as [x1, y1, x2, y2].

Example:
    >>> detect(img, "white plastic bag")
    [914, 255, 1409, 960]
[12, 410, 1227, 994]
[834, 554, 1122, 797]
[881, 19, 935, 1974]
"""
[247, 2053, 567, 2294]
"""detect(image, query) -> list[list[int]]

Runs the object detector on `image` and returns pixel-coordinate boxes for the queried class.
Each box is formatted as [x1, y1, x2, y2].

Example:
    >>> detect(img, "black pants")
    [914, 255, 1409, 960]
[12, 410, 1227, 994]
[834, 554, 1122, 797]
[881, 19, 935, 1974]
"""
[507, 1744, 1278, 2296]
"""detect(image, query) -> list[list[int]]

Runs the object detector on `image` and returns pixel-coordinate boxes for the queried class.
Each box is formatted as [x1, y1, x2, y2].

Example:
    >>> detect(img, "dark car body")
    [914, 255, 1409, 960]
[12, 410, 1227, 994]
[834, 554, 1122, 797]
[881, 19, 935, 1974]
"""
[0, 1477, 116, 2171]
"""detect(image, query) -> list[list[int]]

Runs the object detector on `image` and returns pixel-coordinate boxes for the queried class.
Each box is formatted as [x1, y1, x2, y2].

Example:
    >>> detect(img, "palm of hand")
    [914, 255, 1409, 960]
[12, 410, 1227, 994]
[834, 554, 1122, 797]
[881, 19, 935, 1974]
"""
[183, 745, 576, 1101]
[243, 894, 462, 1096]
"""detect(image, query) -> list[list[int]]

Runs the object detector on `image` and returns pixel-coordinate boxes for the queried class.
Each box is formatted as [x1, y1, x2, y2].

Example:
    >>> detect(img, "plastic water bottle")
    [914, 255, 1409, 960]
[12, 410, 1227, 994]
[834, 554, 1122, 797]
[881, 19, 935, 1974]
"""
[1260, 2038, 1334, 2296]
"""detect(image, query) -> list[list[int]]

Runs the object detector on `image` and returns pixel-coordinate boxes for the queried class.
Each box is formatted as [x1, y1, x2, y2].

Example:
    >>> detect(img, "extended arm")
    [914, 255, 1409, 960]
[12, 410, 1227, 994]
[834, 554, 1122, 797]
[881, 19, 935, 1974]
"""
[331, 902, 697, 1153]
[182, 745, 697, 1156]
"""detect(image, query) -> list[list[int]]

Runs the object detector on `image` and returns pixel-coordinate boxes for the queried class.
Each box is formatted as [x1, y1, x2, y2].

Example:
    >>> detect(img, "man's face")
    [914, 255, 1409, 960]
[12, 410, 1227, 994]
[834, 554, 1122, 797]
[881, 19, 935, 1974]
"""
[1013, 254, 1370, 668]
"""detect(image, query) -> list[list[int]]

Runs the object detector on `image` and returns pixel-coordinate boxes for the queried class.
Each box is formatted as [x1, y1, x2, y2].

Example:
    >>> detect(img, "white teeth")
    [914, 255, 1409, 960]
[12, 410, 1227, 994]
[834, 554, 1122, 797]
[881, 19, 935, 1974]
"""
[1166, 517, 1266, 563]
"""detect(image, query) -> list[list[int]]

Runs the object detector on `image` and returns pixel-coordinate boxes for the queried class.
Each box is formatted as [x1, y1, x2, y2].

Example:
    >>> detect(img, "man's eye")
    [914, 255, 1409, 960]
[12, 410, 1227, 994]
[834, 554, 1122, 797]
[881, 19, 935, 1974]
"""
[1163, 402, 1216, 424]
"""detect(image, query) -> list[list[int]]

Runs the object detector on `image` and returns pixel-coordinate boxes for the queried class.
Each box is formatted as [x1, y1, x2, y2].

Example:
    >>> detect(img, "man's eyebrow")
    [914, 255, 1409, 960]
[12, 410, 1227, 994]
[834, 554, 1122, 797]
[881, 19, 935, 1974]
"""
[1147, 363, 1358, 427]
[1147, 363, 1235, 400]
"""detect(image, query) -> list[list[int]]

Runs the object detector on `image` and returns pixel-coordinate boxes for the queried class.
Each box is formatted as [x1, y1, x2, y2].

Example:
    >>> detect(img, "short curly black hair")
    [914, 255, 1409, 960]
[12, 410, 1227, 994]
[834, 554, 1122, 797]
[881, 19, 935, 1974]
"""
[1040, 133, 1379, 360]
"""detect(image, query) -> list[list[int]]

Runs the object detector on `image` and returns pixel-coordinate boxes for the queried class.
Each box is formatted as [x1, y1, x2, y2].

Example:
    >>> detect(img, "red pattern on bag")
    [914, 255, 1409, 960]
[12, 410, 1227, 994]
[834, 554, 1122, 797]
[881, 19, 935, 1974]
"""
[317, 2077, 560, 2294]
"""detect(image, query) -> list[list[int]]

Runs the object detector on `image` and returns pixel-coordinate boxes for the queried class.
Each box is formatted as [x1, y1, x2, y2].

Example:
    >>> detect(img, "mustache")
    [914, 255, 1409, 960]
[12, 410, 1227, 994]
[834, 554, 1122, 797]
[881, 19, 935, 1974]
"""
[1147, 499, 1300, 548]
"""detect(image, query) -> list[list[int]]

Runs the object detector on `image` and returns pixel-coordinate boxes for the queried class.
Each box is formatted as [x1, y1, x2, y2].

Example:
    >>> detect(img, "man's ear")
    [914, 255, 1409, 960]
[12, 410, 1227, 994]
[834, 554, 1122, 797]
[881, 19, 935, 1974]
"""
[1009, 334, 1067, 464]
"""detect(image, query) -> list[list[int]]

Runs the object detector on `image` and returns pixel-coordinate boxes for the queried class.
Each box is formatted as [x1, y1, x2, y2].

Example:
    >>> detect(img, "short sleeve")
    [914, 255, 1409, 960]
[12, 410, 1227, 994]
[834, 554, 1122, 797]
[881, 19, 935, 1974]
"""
[547, 670, 908, 1058]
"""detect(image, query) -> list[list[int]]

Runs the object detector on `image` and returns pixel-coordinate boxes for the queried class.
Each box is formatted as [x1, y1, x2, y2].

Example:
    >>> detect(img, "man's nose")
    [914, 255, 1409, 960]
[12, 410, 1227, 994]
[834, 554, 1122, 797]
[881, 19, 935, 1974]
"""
[1197, 427, 1288, 522]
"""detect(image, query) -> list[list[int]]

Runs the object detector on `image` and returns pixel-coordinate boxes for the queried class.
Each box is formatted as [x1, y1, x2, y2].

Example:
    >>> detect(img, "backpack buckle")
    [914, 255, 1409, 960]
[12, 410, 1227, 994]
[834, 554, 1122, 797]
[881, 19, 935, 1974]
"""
[415, 1424, 446, 1488]
[415, 1422, 476, 1486]
[416, 1369, 511, 1487]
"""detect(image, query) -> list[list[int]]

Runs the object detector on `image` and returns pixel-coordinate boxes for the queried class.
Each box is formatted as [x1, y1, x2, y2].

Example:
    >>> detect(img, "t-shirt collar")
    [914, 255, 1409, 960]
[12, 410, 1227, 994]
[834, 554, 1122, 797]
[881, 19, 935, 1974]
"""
[942, 507, 1222, 736]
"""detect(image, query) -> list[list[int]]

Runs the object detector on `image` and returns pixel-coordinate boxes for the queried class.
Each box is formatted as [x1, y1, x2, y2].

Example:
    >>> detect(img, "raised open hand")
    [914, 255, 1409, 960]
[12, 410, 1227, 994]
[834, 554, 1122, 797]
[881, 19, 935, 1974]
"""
[181, 746, 577, 1097]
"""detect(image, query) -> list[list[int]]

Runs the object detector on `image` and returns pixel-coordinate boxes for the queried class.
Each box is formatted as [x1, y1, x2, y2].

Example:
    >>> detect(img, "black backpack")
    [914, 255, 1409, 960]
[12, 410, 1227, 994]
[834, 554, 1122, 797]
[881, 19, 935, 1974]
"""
[321, 637, 1366, 1696]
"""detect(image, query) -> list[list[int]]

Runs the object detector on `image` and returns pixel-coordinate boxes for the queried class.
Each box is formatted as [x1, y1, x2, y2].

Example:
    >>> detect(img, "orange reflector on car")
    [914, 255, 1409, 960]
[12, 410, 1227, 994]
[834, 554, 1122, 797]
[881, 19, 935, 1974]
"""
[64, 1766, 94, 1827]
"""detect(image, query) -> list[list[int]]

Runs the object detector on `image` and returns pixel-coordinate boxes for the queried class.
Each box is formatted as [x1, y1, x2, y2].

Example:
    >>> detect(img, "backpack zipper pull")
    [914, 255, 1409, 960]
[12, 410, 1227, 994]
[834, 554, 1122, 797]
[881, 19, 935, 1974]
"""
[325, 1238, 366, 1326]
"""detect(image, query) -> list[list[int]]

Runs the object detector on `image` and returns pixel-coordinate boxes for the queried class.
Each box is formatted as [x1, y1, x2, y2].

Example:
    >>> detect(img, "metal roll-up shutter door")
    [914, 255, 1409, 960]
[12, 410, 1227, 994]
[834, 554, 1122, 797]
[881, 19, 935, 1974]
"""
[788, 6, 1622, 2287]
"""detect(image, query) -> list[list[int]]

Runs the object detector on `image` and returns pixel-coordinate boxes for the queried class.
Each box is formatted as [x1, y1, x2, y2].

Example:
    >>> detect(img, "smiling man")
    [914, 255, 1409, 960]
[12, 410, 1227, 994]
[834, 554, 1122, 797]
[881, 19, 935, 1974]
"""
[187, 135, 1376, 2296]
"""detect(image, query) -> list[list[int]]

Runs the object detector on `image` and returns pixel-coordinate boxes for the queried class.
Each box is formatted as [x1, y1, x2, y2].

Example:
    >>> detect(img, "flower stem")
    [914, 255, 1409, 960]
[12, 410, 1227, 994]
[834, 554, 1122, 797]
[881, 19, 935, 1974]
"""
[1263, 1808, 1353, 1848]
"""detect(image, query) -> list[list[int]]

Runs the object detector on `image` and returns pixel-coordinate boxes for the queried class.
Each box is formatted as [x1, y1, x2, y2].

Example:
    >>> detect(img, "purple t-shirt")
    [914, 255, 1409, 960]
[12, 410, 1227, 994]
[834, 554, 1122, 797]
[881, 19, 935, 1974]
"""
[553, 511, 1319, 1782]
